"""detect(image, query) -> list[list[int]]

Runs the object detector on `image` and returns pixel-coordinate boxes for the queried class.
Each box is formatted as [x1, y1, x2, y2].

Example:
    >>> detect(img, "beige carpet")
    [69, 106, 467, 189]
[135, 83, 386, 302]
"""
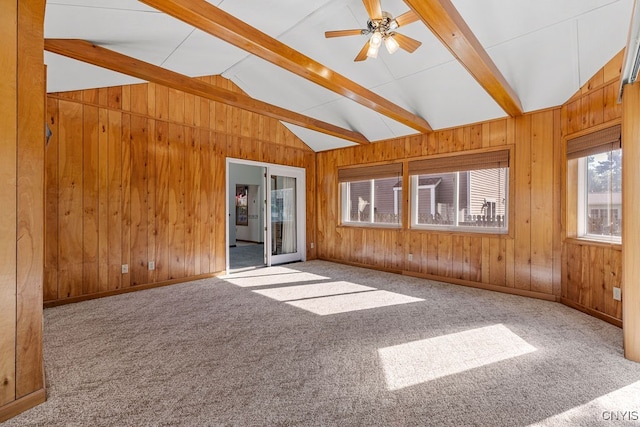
[4, 260, 640, 426]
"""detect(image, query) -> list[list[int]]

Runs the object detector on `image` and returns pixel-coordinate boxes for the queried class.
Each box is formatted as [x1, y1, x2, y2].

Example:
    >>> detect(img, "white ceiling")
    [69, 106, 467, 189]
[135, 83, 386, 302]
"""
[44, 0, 633, 151]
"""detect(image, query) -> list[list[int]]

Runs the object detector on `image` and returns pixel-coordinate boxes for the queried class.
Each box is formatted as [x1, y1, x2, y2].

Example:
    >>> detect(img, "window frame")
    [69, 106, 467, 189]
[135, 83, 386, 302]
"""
[338, 163, 403, 228]
[565, 122, 622, 245]
[408, 148, 512, 235]
[409, 170, 510, 234]
[576, 149, 622, 243]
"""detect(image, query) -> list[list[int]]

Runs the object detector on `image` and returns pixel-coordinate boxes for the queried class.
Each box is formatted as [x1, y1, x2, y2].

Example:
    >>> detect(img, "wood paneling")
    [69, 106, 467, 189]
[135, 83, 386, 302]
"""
[0, 0, 19, 406]
[98, 109, 110, 292]
[317, 109, 562, 301]
[44, 39, 369, 145]
[168, 124, 185, 280]
[45, 76, 316, 303]
[107, 110, 123, 290]
[44, 97, 59, 301]
[622, 81, 640, 361]
[130, 115, 149, 286]
[563, 241, 621, 322]
[514, 115, 532, 290]
[83, 105, 99, 295]
[58, 100, 84, 298]
[530, 111, 555, 294]
[0, 0, 46, 420]
[560, 51, 625, 324]
[121, 115, 132, 289]
[16, 0, 45, 395]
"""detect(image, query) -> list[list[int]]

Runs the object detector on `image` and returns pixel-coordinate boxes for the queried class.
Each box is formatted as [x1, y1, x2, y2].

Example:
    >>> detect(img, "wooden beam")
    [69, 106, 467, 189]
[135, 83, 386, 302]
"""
[44, 39, 369, 146]
[139, 0, 432, 133]
[404, 0, 523, 117]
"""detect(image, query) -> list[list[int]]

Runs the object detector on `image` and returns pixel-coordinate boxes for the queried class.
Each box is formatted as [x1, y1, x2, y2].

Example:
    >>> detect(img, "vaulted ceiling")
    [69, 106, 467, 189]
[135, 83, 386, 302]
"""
[44, 0, 633, 151]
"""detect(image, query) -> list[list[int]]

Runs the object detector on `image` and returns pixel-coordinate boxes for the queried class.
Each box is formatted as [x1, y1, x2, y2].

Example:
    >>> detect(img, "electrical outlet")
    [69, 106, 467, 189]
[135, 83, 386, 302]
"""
[310, 242, 314, 249]
[408, 253, 413, 261]
[121, 264, 128, 274]
[148, 261, 155, 271]
[613, 287, 622, 301]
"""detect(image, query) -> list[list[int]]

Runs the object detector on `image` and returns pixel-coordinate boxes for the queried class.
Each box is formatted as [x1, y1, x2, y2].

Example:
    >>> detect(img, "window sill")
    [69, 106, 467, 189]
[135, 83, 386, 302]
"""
[339, 223, 402, 230]
[410, 224, 509, 237]
[565, 237, 622, 250]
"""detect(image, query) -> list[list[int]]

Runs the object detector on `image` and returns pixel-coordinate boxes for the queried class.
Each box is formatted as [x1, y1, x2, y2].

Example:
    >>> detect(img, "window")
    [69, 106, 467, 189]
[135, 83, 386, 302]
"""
[408, 150, 509, 233]
[568, 125, 621, 242]
[339, 163, 402, 226]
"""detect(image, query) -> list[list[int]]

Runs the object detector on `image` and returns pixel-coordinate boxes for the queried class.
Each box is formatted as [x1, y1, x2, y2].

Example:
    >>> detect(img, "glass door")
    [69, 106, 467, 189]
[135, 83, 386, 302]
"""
[266, 165, 305, 266]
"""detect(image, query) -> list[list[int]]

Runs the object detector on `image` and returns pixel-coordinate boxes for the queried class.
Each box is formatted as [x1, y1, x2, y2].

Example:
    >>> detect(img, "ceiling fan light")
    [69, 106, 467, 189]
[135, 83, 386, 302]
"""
[367, 43, 379, 58]
[370, 31, 383, 47]
[385, 35, 400, 54]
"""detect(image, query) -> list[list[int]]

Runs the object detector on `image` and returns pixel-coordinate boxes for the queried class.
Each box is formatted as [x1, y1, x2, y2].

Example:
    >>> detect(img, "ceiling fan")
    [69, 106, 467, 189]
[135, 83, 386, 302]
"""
[325, 0, 422, 61]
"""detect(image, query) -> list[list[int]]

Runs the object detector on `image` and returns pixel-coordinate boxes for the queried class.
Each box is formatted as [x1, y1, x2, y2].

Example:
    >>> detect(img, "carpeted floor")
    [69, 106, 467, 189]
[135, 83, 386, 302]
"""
[4, 260, 640, 426]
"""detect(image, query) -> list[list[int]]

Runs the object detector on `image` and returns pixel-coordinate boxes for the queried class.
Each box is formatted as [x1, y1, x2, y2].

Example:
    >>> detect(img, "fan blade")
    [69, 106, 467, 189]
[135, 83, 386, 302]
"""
[362, 0, 382, 20]
[325, 29, 364, 38]
[394, 10, 420, 27]
[393, 33, 422, 53]
[354, 39, 371, 62]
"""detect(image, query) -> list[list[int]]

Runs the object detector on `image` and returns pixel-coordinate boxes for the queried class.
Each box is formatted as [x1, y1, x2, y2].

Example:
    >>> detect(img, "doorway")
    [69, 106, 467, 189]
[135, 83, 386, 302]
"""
[228, 162, 266, 271]
[226, 159, 306, 272]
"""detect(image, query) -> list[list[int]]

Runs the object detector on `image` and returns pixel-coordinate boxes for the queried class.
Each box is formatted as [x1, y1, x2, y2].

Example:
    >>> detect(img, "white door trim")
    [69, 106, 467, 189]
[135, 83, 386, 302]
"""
[226, 158, 306, 272]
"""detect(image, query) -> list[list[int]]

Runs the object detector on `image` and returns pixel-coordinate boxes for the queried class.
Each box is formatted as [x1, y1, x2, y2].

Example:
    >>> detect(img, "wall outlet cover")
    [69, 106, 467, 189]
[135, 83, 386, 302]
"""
[613, 287, 622, 301]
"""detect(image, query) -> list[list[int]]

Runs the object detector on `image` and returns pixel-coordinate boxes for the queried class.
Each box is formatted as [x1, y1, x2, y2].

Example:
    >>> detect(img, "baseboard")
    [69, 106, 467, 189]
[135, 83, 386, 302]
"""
[560, 298, 623, 328]
[44, 271, 226, 308]
[318, 257, 559, 303]
[318, 257, 403, 275]
[0, 388, 46, 423]
[403, 270, 559, 302]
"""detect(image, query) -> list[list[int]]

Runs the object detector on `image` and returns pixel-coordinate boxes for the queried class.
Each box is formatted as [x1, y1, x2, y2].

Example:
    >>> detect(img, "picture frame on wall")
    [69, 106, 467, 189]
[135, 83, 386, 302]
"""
[236, 184, 249, 226]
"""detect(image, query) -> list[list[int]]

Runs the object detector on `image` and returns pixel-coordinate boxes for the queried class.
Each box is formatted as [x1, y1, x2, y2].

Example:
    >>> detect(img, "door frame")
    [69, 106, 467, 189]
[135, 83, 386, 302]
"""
[226, 158, 306, 272]
[266, 164, 306, 266]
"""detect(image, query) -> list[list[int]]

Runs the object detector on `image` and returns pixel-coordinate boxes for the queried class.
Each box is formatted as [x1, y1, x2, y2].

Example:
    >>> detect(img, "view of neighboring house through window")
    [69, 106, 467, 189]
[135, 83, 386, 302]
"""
[339, 163, 402, 226]
[568, 125, 622, 243]
[408, 150, 510, 233]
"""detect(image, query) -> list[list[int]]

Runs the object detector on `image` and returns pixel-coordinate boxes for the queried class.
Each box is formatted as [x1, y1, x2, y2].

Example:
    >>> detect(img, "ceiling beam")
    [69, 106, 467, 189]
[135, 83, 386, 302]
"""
[44, 38, 370, 146]
[404, 0, 523, 117]
[139, 0, 432, 133]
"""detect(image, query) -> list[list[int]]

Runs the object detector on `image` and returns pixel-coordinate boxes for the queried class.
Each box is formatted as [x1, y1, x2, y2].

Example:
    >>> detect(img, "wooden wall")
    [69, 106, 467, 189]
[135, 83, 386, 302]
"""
[317, 109, 563, 302]
[44, 76, 316, 304]
[316, 51, 626, 324]
[560, 51, 624, 325]
[0, 0, 46, 422]
[40, 39, 626, 321]
[622, 80, 640, 361]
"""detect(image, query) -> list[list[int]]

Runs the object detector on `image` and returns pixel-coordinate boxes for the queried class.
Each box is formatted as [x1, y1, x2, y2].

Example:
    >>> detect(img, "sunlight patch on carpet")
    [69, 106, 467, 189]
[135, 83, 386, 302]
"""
[253, 281, 375, 301]
[286, 290, 424, 315]
[224, 271, 329, 288]
[378, 324, 537, 391]
[528, 380, 640, 426]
